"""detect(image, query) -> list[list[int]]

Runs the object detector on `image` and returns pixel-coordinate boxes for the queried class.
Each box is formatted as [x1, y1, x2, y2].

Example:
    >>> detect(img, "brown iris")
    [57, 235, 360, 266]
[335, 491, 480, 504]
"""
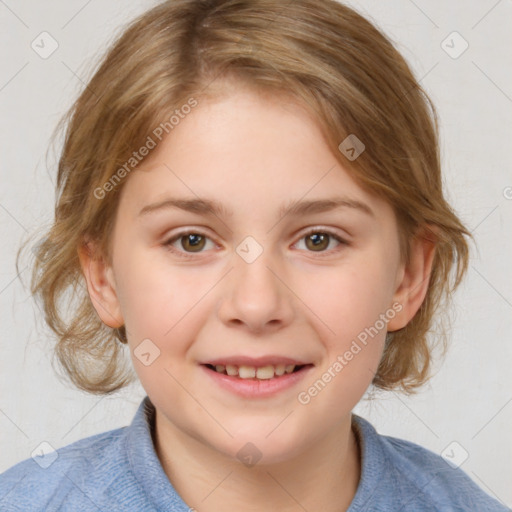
[180, 234, 206, 252]
[305, 232, 330, 251]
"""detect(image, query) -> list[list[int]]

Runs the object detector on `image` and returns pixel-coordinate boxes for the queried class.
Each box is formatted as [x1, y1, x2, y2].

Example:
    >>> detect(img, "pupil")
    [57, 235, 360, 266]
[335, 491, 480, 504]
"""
[189, 234, 201, 246]
[183, 234, 204, 252]
[308, 233, 328, 250]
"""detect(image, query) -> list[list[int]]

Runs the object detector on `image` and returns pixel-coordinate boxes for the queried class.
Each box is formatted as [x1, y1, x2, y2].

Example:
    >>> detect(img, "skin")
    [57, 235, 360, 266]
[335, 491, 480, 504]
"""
[79, 83, 436, 512]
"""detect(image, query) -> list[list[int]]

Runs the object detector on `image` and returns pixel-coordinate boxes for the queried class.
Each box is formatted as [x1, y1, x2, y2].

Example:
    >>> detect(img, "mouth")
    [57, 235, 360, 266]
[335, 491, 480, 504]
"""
[199, 356, 315, 398]
[203, 363, 311, 380]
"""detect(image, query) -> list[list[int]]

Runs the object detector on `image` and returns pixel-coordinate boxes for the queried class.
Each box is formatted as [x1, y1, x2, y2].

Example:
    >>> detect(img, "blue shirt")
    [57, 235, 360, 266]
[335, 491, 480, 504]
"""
[0, 396, 508, 511]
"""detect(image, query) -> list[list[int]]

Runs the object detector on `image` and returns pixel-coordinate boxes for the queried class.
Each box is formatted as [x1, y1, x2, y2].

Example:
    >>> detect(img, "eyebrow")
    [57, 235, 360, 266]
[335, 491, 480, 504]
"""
[138, 196, 374, 219]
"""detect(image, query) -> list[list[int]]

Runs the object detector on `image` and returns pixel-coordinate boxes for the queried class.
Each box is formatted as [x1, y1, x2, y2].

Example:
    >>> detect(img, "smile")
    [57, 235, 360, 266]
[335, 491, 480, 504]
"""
[204, 363, 307, 380]
[200, 359, 314, 398]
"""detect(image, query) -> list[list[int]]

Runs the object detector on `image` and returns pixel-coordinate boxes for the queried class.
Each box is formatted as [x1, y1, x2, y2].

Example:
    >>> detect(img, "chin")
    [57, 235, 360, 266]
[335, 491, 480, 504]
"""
[209, 423, 310, 467]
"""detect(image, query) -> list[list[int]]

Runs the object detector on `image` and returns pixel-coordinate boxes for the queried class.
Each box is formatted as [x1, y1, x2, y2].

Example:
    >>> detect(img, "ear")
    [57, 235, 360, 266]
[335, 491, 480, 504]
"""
[78, 239, 124, 328]
[387, 226, 437, 332]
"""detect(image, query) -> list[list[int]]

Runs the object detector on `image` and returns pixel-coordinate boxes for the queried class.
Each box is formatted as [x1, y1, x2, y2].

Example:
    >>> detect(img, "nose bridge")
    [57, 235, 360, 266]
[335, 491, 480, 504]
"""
[217, 235, 293, 331]
[235, 243, 277, 293]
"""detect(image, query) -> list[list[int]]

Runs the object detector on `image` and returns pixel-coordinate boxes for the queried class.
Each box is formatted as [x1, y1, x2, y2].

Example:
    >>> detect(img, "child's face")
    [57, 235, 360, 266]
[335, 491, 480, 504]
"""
[90, 85, 416, 464]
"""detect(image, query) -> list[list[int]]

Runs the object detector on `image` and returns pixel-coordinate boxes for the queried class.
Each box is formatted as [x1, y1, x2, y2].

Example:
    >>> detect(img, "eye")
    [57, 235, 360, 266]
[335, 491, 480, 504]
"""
[294, 228, 348, 255]
[163, 231, 216, 258]
[163, 227, 348, 259]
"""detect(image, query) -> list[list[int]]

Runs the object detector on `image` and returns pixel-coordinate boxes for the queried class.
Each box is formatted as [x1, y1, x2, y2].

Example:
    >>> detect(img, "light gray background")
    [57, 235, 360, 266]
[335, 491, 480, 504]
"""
[1, 0, 511, 507]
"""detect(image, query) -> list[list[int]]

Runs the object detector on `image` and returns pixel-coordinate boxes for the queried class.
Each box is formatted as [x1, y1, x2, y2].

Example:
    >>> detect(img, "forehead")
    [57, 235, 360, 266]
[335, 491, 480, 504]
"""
[116, 86, 392, 223]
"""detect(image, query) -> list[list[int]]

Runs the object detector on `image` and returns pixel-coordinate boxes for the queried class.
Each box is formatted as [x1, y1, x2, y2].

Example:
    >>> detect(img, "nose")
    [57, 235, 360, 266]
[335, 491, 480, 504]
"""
[216, 248, 295, 335]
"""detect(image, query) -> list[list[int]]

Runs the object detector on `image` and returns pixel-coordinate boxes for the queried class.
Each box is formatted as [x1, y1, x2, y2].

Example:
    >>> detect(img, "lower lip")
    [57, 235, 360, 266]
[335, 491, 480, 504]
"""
[201, 365, 314, 398]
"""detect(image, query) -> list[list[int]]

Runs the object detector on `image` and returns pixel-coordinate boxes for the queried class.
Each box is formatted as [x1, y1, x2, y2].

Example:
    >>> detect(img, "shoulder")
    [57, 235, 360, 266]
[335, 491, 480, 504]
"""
[351, 415, 510, 512]
[0, 426, 136, 511]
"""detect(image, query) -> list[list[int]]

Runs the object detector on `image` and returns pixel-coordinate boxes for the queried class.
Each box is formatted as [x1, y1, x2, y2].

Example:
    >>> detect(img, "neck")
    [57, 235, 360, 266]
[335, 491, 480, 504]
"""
[153, 411, 361, 512]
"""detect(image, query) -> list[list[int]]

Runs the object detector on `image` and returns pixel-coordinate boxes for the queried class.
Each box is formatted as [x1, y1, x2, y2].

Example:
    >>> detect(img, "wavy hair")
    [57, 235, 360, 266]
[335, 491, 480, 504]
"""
[19, 0, 470, 394]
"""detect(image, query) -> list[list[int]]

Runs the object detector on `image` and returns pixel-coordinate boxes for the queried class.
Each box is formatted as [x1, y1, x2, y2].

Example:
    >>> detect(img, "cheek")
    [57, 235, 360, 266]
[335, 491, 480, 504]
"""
[114, 252, 220, 389]
[295, 265, 390, 416]
[113, 247, 203, 337]
[302, 256, 397, 342]
[296, 253, 395, 404]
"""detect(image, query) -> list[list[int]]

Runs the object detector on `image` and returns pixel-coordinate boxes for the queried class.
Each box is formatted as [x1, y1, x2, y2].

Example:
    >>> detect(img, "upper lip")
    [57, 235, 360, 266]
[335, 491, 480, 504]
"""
[201, 356, 312, 367]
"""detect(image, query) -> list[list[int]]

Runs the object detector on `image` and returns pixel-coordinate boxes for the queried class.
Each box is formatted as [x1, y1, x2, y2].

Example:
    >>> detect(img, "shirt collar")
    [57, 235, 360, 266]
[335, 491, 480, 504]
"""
[347, 413, 388, 510]
[126, 396, 190, 511]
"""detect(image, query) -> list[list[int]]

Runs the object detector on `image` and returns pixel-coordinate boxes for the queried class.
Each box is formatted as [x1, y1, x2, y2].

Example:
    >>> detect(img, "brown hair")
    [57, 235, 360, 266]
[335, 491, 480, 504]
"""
[19, 0, 470, 394]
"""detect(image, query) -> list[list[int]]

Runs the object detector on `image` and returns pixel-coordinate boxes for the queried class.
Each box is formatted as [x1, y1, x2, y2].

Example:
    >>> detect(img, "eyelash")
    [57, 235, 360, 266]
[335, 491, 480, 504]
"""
[163, 227, 349, 260]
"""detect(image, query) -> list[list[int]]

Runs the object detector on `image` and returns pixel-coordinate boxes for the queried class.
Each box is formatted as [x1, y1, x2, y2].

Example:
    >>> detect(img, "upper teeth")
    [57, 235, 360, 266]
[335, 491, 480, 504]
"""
[213, 364, 296, 379]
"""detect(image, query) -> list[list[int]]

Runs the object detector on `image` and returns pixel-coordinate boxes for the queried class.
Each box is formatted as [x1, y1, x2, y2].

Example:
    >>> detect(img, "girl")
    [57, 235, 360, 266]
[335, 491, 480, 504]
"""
[1, 0, 508, 510]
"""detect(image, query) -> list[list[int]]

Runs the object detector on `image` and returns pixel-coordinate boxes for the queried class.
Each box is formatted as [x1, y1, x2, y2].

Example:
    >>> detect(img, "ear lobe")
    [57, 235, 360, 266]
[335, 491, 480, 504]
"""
[78, 240, 124, 328]
[387, 226, 437, 332]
